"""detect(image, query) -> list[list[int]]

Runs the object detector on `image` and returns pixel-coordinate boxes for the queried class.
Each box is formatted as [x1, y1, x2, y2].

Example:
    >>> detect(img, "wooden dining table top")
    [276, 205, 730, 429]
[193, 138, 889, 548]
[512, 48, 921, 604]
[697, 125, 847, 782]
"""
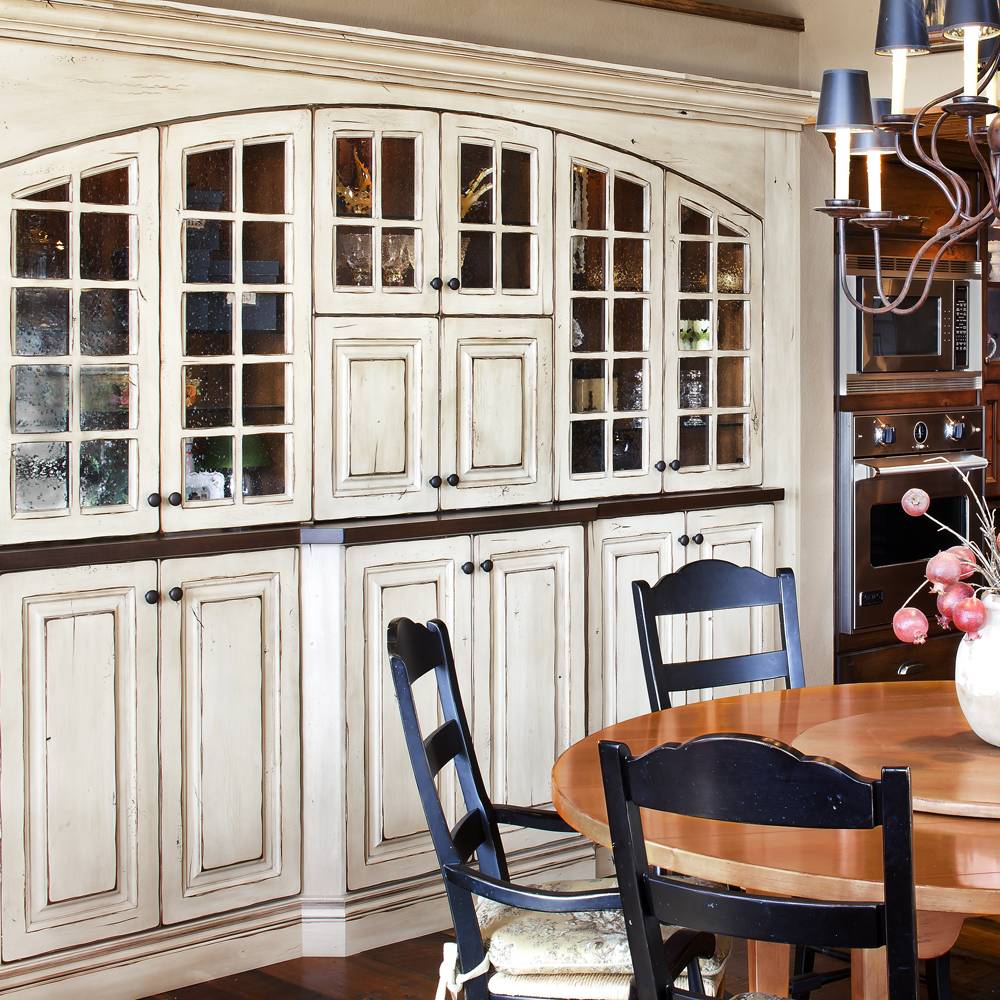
[551, 681, 1000, 915]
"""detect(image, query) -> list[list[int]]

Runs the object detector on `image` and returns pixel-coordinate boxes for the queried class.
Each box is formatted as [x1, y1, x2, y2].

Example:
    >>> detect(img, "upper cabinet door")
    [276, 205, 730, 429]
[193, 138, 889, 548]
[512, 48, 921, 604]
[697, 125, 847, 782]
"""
[314, 109, 440, 315]
[440, 116, 553, 316]
[440, 317, 552, 510]
[0, 132, 160, 544]
[664, 176, 763, 490]
[161, 111, 312, 530]
[554, 137, 664, 500]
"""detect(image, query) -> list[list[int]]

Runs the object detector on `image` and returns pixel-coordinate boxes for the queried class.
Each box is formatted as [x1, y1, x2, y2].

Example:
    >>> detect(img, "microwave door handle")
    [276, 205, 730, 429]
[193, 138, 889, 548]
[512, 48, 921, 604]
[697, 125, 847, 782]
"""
[854, 455, 989, 479]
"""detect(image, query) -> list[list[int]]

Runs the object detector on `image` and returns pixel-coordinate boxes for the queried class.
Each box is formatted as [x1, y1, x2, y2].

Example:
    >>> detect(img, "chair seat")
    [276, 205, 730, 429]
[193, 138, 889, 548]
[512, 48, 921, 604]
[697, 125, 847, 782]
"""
[731, 994, 785, 1000]
[476, 877, 731, 998]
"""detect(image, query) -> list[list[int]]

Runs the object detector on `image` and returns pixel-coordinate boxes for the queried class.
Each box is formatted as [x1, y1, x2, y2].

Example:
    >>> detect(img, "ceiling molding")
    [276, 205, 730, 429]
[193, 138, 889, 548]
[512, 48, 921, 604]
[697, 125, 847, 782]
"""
[605, 0, 804, 33]
[0, 0, 818, 129]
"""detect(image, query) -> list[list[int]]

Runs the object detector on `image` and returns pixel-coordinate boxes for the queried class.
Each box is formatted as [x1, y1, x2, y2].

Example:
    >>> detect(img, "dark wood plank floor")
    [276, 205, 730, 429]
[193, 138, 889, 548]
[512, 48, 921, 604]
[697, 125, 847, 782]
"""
[145, 925, 1000, 999]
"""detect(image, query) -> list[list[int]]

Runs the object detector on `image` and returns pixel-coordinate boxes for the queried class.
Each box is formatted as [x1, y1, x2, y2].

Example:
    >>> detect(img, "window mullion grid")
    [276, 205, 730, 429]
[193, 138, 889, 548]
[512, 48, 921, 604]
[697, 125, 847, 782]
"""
[233, 137, 246, 508]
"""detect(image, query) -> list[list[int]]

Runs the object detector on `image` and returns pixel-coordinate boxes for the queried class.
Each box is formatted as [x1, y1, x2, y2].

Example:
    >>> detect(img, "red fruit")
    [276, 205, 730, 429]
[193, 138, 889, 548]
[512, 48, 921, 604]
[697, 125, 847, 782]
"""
[925, 551, 963, 593]
[936, 582, 975, 628]
[893, 607, 929, 645]
[901, 488, 931, 517]
[948, 545, 977, 579]
[953, 597, 988, 639]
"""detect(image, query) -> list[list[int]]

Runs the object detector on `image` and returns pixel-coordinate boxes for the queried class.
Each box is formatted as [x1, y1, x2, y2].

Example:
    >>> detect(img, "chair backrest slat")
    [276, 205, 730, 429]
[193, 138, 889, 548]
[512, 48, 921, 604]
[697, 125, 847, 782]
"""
[424, 719, 465, 776]
[660, 651, 795, 697]
[451, 809, 489, 864]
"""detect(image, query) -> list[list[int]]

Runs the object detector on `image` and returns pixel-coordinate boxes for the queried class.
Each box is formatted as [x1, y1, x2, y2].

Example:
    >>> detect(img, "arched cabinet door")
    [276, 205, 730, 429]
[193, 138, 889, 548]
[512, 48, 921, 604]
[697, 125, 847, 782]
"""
[554, 136, 664, 500]
[663, 175, 763, 490]
[0, 131, 160, 544]
[160, 111, 312, 530]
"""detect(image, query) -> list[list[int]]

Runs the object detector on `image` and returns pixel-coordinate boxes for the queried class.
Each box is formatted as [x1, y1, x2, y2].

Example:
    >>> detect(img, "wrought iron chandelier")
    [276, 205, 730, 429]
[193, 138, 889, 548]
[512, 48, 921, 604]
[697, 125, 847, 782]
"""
[816, 0, 1000, 315]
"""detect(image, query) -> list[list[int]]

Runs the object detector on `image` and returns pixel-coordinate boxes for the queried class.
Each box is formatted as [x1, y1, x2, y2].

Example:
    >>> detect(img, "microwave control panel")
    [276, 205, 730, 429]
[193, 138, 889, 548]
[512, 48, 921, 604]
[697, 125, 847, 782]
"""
[954, 283, 969, 369]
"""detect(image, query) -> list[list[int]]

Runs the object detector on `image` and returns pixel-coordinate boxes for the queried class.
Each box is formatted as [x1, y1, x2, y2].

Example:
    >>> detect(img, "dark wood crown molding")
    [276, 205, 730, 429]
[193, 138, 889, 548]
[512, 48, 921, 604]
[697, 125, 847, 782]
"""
[605, 0, 805, 33]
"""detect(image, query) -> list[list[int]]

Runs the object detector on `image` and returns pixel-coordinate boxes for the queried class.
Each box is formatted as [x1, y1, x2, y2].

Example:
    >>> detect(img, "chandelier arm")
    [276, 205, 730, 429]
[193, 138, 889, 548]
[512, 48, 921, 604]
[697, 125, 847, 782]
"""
[893, 134, 961, 213]
[909, 89, 968, 212]
[965, 116, 1000, 221]
[931, 115, 973, 219]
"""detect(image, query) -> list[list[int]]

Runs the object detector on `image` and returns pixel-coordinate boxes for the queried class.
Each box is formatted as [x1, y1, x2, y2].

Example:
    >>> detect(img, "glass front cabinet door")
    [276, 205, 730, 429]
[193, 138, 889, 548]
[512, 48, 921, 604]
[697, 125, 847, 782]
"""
[0, 132, 160, 544]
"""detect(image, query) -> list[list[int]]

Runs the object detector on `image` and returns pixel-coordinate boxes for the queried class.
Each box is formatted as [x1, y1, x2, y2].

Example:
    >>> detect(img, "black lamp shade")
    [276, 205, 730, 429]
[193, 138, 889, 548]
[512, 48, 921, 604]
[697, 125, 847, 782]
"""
[875, 0, 931, 53]
[943, 0, 1000, 38]
[852, 99, 897, 154]
[816, 70, 875, 133]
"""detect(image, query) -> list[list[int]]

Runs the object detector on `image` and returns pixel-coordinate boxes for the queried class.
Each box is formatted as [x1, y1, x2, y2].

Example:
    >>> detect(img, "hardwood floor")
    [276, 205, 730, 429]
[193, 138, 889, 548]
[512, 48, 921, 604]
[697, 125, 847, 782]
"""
[145, 925, 1000, 999]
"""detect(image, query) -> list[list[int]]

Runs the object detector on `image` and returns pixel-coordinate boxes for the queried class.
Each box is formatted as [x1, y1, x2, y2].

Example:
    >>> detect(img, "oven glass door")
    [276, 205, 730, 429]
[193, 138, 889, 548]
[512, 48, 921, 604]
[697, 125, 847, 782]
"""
[860, 279, 950, 373]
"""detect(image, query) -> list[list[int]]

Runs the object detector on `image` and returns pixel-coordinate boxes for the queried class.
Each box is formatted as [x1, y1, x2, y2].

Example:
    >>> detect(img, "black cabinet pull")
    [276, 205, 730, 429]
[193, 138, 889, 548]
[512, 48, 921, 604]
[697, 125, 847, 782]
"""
[144, 590, 159, 605]
[167, 492, 183, 506]
[429, 475, 443, 488]
[678, 535, 690, 547]
[654, 460, 667, 472]
[168, 587, 183, 602]
[692, 533, 704, 545]
[669, 460, 681, 472]
[897, 661, 926, 677]
[447, 474, 460, 487]
[480, 559, 494, 573]
[147, 493, 161, 508]
[430, 277, 443, 290]
[461, 562, 475, 575]
[447, 278, 461, 290]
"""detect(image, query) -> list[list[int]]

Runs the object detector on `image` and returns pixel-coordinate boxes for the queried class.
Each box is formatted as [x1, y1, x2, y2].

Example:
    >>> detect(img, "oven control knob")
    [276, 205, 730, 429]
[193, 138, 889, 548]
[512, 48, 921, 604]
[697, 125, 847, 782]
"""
[874, 421, 896, 447]
[945, 418, 967, 442]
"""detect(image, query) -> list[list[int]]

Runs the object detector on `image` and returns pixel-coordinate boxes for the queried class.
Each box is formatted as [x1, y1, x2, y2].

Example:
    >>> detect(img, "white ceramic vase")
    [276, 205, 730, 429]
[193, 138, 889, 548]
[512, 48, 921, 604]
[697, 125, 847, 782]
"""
[955, 593, 1000, 748]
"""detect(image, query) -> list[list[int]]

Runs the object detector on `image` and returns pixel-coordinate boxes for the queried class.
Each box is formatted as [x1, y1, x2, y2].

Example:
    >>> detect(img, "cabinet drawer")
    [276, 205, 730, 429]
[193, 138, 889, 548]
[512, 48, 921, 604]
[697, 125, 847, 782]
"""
[837, 633, 959, 685]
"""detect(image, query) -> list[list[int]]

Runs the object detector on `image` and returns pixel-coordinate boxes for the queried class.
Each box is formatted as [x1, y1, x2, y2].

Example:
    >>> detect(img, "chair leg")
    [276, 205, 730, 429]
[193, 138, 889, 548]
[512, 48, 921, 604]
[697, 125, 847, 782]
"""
[790, 945, 815, 1000]
[686, 959, 705, 997]
[926, 954, 951, 1000]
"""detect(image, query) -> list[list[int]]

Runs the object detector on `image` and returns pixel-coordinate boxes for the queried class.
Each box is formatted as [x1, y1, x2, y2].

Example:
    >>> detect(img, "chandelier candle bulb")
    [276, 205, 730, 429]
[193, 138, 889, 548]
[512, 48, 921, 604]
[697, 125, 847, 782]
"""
[866, 150, 883, 212]
[835, 129, 853, 200]
[965, 24, 983, 94]
[891, 48, 908, 113]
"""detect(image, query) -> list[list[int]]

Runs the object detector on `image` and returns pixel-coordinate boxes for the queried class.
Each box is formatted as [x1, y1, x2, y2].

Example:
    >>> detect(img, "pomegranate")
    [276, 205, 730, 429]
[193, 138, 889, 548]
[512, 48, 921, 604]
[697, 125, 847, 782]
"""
[953, 597, 988, 640]
[936, 582, 975, 629]
[901, 488, 931, 517]
[948, 545, 978, 580]
[925, 551, 964, 593]
[893, 607, 929, 645]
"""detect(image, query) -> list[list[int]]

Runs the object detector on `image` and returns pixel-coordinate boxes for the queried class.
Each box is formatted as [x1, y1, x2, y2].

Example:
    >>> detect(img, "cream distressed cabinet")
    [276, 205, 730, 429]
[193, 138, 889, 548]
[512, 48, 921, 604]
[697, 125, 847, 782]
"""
[344, 525, 584, 889]
[0, 549, 301, 959]
[589, 503, 775, 729]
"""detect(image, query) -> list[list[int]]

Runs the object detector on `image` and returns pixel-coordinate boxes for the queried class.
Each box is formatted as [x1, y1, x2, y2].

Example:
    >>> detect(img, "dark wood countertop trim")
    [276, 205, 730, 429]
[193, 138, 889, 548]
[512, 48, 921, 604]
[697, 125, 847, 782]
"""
[605, 0, 805, 32]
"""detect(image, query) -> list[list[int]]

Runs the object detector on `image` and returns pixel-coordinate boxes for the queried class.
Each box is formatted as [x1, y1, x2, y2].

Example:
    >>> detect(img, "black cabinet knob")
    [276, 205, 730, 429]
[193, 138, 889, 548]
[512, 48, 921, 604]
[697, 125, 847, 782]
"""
[147, 493, 161, 507]
[480, 559, 494, 573]
[692, 533, 705, 545]
[167, 492, 183, 506]
[429, 475, 443, 488]
[461, 562, 475, 575]
[447, 278, 461, 291]
[654, 460, 667, 473]
[430, 277, 443, 290]
[167, 587, 183, 602]
[446, 474, 460, 487]
[669, 460, 681, 472]
[144, 590, 159, 605]
[678, 535, 690, 547]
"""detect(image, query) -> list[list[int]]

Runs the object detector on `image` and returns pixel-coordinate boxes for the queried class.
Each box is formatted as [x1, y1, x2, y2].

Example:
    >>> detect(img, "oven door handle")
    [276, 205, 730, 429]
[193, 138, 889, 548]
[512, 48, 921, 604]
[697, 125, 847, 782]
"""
[854, 454, 988, 479]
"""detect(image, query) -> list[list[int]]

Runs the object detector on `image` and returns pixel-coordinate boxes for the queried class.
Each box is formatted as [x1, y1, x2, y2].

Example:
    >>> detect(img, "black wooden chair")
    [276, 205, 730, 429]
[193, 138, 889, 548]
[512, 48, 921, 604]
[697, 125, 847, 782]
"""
[599, 732, 920, 1000]
[387, 617, 723, 1000]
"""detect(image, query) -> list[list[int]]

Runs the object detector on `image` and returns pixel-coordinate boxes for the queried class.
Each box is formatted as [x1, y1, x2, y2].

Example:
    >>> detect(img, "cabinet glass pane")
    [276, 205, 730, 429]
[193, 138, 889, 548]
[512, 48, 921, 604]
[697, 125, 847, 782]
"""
[718, 243, 747, 294]
[717, 356, 748, 407]
[501, 148, 532, 226]
[185, 220, 232, 283]
[336, 137, 373, 217]
[80, 289, 131, 356]
[571, 164, 606, 230]
[242, 293, 286, 354]
[242, 433, 286, 497]
[571, 420, 605, 474]
[680, 203, 711, 236]
[14, 288, 69, 356]
[613, 298, 646, 352]
[460, 231, 493, 289]
[21, 181, 70, 203]
[81, 167, 129, 206]
[612, 418, 645, 471]
[14, 364, 69, 432]
[242, 222, 285, 284]
[381, 137, 416, 221]
[184, 364, 232, 428]
[679, 357, 709, 409]
[242, 362, 287, 425]
[614, 177, 646, 233]
[718, 414, 747, 466]
[15, 210, 69, 279]
[459, 142, 494, 223]
[184, 436, 233, 500]
[80, 438, 130, 507]
[13, 441, 68, 512]
[80, 213, 130, 281]
[720, 218, 748, 238]
[678, 415, 709, 468]
[679, 300, 711, 351]
[680, 241, 709, 293]
[718, 300, 748, 350]
[571, 359, 605, 413]
[613, 359, 645, 411]
[613, 238, 645, 292]
[572, 298, 605, 352]
[382, 229, 417, 288]
[336, 227, 372, 287]
[501, 232, 532, 290]
[572, 236, 605, 291]
[185, 292, 232, 356]
[186, 147, 232, 211]
[242, 142, 285, 214]
[80, 366, 131, 430]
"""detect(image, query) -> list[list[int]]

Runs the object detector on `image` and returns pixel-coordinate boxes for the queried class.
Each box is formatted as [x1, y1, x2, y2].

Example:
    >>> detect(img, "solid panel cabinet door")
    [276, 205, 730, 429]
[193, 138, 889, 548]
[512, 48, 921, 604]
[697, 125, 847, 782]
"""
[985, 381, 999, 496]
[315, 316, 439, 519]
[0, 131, 160, 544]
[588, 514, 687, 729]
[159, 548, 301, 923]
[161, 111, 313, 530]
[314, 109, 441, 314]
[345, 536, 473, 889]
[440, 115, 553, 316]
[440, 317, 553, 509]
[471, 526, 584, 854]
[683, 504, 775, 703]
[0, 562, 159, 959]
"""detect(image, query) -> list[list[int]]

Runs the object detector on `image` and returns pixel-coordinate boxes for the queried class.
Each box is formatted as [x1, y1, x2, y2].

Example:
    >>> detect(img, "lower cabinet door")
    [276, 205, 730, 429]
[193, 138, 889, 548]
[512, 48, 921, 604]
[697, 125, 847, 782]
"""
[588, 514, 687, 728]
[159, 549, 301, 923]
[345, 536, 473, 889]
[0, 563, 160, 959]
[471, 526, 584, 853]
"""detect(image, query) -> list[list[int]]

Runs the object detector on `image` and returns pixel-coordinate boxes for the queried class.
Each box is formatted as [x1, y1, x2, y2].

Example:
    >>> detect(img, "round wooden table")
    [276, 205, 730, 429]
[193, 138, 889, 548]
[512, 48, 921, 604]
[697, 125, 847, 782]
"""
[551, 681, 1000, 1000]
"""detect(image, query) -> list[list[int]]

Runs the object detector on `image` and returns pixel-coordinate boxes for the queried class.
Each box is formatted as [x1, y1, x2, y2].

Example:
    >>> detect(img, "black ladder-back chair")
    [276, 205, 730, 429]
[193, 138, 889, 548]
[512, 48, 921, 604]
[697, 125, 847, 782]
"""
[600, 732, 920, 1000]
[387, 617, 716, 1000]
